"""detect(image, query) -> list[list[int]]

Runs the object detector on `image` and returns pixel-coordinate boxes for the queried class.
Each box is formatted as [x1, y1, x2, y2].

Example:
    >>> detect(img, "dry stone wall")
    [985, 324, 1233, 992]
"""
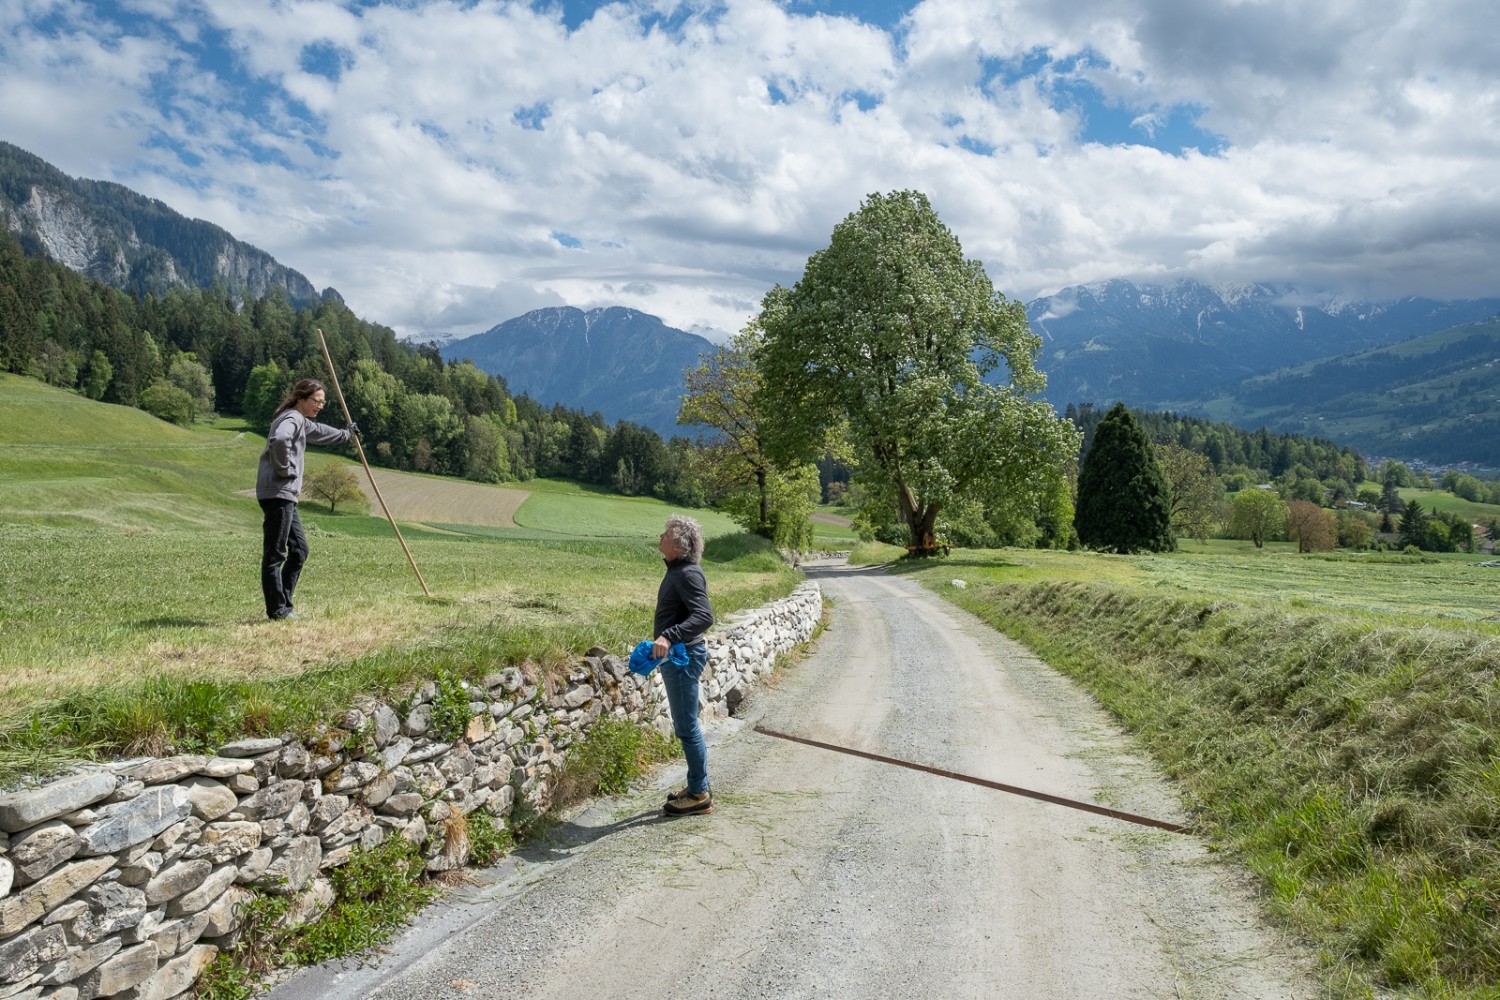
[0, 582, 821, 1000]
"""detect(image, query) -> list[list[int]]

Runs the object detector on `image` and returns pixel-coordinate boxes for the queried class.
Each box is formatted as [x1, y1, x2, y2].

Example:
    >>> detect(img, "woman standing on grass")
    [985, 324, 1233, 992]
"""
[255, 379, 356, 621]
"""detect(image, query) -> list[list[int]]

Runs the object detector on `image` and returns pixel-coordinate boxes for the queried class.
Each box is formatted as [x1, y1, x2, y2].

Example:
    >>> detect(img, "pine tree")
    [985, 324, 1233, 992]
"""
[1398, 499, 1429, 550]
[1074, 403, 1175, 554]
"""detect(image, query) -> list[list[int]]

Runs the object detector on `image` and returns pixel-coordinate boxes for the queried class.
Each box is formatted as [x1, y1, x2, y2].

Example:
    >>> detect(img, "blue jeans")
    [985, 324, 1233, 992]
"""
[661, 642, 709, 795]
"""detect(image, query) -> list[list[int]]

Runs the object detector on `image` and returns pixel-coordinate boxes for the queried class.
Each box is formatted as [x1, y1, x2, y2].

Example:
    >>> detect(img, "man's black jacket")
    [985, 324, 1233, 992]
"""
[654, 558, 714, 645]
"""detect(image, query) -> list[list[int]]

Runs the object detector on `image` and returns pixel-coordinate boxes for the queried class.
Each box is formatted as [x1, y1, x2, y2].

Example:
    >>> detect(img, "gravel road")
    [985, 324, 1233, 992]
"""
[266, 559, 1319, 1000]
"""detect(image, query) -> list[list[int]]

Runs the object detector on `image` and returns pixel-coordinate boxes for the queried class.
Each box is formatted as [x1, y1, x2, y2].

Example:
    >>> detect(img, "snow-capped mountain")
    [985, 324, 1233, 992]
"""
[1023, 279, 1500, 411]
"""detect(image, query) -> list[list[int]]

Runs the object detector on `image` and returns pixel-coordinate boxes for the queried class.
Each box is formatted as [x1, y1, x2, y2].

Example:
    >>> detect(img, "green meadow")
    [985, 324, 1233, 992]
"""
[0, 374, 797, 774]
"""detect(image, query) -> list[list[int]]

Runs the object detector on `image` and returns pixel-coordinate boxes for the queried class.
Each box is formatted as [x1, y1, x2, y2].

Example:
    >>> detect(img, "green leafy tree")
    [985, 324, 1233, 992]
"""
[303, 463, 367, 514]
[1445, 514, 1474, 553]
[394, 392, 462, 473]
[680, 327, 819, 541]
[1380, 461, 1415, 489]
[462, 413, 509, 484]
[80, 349, 112, 400]
[1450, 474, 1483, 502]
[718, 458, 818, 549]
[242, 360, 291, 433]
[1155, 441, 1223, 542]
[1074, 404, 1175, 554]
[166, 352, 215, 419]
[1335, 509, 1374, 549]
[1228, 488, 1288, 548]
[754, 190, 1077, 553]
[342, 359, 400, 444]
[139, 378, 196, 426]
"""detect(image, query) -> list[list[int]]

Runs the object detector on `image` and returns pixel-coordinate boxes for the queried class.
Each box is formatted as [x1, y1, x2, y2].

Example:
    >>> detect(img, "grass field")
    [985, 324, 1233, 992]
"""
[852, 540, 1500, 998]
[339, 465, 530, 527]
[810, 506, 859, 548]
[0, 375, 799, 775]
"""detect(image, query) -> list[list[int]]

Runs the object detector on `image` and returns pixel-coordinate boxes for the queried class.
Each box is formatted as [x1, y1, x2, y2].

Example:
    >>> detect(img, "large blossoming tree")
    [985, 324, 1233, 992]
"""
[754, 190, 1078, 553]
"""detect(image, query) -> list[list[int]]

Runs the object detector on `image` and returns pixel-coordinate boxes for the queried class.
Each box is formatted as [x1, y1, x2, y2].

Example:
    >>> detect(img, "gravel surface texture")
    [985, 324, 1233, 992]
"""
[264, 559, 1320, 1000]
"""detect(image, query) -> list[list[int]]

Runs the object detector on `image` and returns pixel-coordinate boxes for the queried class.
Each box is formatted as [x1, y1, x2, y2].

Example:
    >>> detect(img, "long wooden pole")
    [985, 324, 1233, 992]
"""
[316, 328, 431, 597]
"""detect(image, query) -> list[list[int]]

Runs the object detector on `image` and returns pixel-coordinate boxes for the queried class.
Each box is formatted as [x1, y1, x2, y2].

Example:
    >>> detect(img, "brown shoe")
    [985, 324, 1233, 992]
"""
[663, 791, 712, 816]
[665, 786, 691, 803]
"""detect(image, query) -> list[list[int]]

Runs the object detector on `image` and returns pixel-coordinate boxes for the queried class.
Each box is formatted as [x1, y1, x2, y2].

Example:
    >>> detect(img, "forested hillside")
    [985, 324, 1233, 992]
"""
[0, 228, 701, 503]
[1067, 403, 1367, 488]
[1186, 320, 1500, 466]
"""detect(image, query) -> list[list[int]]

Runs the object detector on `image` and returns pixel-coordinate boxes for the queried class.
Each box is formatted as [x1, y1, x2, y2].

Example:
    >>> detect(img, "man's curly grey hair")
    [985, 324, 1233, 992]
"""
[663, 514, 705, 563]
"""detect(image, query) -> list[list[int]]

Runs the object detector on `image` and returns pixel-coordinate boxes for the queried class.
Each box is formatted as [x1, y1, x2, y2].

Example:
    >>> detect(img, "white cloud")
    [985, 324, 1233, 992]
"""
[1, 0, 1497, 343]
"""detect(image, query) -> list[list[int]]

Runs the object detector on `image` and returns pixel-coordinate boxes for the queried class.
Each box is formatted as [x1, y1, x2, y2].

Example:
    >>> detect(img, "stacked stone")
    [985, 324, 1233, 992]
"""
[0, 581, 820, 999]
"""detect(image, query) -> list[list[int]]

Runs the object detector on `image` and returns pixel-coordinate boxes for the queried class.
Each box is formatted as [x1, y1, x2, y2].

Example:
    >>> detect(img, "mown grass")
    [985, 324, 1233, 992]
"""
[0, 377, 800, 784]
[885, 546, 1500, 998]
[810, 505, 860, 549]
[513, 488, 740, 537]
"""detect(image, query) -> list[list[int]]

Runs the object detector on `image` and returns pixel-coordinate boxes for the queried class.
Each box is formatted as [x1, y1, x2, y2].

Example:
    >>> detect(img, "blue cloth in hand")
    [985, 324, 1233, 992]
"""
[628, 640, 688, 676]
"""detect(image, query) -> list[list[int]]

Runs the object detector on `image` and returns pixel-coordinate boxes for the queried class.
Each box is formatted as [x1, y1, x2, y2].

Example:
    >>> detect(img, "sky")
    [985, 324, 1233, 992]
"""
[1, 0, 1497, 342]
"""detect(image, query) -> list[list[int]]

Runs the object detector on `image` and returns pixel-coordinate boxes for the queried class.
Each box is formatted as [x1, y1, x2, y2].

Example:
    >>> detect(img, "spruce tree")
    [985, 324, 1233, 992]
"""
[1074, 402, 1175, 554]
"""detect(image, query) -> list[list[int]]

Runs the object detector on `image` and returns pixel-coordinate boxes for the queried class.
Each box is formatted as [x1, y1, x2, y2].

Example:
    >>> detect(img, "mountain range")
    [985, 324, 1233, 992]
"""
[0, 141, 333, 309]
[6, 140, 1499, 465]
[1026, 280, 1500, 466]
[440, 307, 714, 437]
[1027, 279, 1500, 412]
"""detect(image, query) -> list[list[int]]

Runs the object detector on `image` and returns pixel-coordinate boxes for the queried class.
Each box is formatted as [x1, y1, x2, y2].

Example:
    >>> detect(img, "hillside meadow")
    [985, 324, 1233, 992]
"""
[0, 374, 798, 777]
[862, 540, 1500, 999]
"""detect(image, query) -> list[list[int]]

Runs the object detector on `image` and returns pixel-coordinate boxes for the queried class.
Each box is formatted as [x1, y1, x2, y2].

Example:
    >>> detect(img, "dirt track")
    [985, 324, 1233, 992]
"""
[266, 559, 1319, 1000]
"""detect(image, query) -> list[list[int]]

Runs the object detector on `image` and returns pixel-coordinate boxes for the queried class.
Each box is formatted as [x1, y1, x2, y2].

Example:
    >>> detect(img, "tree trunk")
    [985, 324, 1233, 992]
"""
[755, 466, 772, 539]
[896, 481, 941, 555]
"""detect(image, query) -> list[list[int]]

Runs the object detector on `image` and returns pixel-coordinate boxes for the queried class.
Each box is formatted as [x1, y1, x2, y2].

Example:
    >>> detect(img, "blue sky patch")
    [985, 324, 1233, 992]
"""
[958, 135, 996, 157]
[841, 89, 881, 112]
[1057, 78, 1226, 155]
[784, 0, 910, 29]
[980, 47, 1226, 156]
[513, 103, 552, 130]
[300, 41, 348, 81]
[551, 230, 583, 248]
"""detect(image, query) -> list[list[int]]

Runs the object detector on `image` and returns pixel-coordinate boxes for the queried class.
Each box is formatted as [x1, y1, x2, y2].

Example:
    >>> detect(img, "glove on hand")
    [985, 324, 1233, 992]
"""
[347, 421, 360, 437]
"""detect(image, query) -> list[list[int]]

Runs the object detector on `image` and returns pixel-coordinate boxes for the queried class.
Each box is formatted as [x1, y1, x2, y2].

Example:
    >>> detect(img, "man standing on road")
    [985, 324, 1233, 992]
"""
[655, 514, 715, 816]
[256, 378, 356, 621]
